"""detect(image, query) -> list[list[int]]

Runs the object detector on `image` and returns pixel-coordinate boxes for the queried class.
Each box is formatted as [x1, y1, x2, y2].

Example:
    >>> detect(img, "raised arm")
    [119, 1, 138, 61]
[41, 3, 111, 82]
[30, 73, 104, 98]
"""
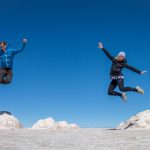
[13, 38, 27, 55]
[98, 42, 114, 61]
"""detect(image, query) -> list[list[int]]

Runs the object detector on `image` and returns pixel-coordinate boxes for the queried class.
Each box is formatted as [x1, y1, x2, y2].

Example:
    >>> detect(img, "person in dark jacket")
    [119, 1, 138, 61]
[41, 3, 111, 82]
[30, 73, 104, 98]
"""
[0, 38, 27, 84]
[98, 42, 147, 101]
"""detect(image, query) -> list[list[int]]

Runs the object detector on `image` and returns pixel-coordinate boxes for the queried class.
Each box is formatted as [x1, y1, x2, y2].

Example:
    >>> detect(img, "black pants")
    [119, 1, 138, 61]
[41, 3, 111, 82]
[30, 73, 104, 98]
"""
[108, 78, 137, 97]
[0, 68, 13, 84]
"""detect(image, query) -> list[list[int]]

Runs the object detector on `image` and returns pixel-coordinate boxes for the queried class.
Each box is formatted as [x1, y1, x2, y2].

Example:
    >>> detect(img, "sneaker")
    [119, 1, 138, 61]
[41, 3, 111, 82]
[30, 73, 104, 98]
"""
[136, 86, 144, 94]
[122, 92, 127, 102]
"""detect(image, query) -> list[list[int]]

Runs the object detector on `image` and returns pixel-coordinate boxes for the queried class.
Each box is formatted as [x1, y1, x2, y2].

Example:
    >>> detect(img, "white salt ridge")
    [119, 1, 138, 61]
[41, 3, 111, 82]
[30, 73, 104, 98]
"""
[32, 117, 55, 129]
[70, 123, 79, 128]
[0, 113, 22, 129]
[54, 121, 70, 129]
[32, 118, 79, 129]
[0, 113, 79, 130]
[117, 110, 150, 129]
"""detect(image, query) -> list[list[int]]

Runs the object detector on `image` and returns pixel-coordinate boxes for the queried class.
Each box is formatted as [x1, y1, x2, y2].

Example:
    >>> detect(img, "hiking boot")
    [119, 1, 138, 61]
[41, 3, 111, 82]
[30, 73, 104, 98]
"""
[122, 92, 127, 102]
[136, 86, 144, 94]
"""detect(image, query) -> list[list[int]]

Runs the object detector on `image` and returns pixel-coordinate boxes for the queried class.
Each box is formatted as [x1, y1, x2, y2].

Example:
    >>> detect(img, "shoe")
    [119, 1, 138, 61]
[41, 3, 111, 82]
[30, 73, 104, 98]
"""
[136, 86, 144, 94]
[122, 92, 127, 102]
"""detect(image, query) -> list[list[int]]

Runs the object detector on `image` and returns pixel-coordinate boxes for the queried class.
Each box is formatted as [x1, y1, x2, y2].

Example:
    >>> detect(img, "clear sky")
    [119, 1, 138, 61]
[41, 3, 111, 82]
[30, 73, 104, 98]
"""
[0, 0, 150, 128]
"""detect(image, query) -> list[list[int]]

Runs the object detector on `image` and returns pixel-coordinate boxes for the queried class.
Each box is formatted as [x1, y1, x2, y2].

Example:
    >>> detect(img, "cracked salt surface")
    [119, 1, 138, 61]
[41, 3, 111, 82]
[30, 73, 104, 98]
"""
[0, 128, 150, 150]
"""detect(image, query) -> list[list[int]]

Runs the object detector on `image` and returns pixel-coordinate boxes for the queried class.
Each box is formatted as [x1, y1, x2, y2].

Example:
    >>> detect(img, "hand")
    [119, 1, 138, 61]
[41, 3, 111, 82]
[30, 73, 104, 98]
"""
[98, 42, 103, 49]
[22, 38, 27, 44]
[141, 70, 147, 75]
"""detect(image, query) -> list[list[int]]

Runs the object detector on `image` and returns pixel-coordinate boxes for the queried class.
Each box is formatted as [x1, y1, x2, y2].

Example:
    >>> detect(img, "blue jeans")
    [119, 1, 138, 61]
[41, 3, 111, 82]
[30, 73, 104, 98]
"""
[0, 68, 13, 84]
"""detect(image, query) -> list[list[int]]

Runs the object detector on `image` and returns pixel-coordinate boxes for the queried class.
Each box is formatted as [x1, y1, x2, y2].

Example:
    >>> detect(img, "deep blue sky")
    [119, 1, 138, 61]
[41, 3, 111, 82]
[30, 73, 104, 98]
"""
[0, 0, 150, 128]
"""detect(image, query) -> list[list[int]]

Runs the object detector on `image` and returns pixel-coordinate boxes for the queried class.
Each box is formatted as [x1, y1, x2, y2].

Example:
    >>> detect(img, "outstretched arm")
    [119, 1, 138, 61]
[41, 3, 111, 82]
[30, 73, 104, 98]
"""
[124, 63, 142, 74]
[98, 42, 114, 61]
[13, 38, 27, 55]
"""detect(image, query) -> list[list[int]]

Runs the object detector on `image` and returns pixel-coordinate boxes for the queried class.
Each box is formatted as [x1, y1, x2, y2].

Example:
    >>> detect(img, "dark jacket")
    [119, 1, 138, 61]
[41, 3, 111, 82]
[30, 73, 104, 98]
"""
[102, 47, 141, 76]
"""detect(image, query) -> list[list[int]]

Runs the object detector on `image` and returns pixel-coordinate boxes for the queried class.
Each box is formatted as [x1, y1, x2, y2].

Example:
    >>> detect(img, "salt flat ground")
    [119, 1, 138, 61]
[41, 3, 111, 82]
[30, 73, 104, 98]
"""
[0, 128, 150, 150]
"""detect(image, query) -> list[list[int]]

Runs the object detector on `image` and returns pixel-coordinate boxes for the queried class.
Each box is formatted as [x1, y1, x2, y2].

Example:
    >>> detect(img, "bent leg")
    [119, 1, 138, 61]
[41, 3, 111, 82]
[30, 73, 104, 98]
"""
[0, 69, 6, 84]
[118, 78, 137, 92]
[3, 69, 13, 84]
[108, 80, 122, 97]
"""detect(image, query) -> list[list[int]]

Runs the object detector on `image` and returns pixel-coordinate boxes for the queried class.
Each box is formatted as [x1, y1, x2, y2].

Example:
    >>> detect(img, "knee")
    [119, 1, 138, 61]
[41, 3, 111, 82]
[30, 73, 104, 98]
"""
[3, 80, 11, 84]
[108, 90, 113, 95]
[119, 87, 125, 92]
[6, 81, 11, 84]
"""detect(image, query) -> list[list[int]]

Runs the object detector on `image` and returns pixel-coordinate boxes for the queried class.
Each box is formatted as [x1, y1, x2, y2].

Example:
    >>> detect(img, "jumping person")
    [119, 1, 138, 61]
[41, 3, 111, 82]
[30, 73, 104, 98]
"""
[98, 42, 147, 101]
[0, 38, 27, 84]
